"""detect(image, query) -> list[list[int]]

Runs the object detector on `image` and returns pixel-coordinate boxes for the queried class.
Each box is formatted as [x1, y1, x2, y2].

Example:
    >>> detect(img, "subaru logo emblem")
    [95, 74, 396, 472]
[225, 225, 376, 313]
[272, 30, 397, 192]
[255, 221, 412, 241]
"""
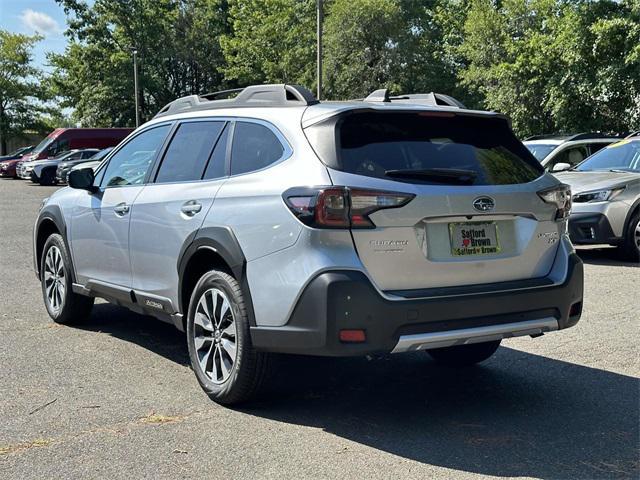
[473, 197, 495, 212]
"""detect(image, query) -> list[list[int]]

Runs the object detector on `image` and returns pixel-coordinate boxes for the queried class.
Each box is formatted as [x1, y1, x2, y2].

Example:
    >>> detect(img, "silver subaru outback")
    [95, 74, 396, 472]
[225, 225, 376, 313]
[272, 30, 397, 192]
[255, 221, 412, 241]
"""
[34, 84, 583, 404]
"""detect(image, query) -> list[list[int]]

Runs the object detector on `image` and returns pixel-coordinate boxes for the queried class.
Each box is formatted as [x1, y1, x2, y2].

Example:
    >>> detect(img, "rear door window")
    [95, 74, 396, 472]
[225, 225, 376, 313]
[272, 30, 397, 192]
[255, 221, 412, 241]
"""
[155, 121, 225, 183]
[307, 111, 543, 185]
[230, 122, 285, 175]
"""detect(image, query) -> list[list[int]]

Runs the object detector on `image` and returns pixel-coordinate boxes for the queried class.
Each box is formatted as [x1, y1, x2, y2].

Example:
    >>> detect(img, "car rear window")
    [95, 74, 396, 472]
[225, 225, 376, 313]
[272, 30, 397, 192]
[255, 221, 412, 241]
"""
[306, 111, 543, 185]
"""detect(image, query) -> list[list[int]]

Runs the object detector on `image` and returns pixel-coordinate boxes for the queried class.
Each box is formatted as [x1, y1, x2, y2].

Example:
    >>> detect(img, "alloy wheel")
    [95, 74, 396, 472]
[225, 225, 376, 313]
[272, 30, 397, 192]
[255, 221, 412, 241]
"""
[193, 288, 238, 384]
[44, 246, 65, 314]
[635, 219, 640, 252]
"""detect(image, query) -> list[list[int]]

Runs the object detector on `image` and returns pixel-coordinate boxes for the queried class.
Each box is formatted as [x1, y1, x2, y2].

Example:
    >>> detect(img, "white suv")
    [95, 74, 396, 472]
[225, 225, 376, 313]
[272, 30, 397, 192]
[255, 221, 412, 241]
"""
[524, 133, 621, 172]
[34, 84, 583, 404]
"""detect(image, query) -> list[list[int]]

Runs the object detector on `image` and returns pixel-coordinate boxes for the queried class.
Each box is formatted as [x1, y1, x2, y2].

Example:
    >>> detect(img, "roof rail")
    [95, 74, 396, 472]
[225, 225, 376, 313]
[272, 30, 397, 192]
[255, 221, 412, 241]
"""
[362, 89, 466, 108]
[567, 132, 620, 141]
[154, 84, 319, 118]
[624, 131, 640, 139]
[524, 132, 621, 141]
[524, 134, 561, 141]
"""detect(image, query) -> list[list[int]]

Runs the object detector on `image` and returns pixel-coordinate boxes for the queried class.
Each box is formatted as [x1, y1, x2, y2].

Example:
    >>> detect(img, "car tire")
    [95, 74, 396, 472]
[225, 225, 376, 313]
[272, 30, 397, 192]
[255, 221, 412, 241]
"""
[426, 340, 501, 367]
[39, 168, 56, 186]
[619, 210, 640, 263]
[41, 234, 94, 324]
[186, 270, 271, 405]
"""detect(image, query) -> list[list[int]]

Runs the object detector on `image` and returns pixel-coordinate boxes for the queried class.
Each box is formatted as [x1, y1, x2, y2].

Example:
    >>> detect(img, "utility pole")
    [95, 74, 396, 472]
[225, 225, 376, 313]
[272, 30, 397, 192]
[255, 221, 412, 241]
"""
[132, 48, 140, 128]
[316, 0, 323, 100]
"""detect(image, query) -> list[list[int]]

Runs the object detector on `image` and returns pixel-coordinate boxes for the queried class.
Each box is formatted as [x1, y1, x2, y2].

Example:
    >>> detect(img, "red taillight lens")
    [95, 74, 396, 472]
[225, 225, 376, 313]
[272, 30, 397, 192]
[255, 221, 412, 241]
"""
[315, 187, 350, 228]
[283, 186, 414, 229]
[538, 184, 572, 220]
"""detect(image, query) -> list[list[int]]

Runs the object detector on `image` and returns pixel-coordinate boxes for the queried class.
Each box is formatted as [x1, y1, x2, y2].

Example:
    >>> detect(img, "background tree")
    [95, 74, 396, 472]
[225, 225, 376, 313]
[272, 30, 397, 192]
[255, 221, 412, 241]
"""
[459, 0, 639, 136]
[221, 0, 317, 88]
[0, 31, 53, 154]
[323, 0, 404, 99]
[51, 0, 231, 127]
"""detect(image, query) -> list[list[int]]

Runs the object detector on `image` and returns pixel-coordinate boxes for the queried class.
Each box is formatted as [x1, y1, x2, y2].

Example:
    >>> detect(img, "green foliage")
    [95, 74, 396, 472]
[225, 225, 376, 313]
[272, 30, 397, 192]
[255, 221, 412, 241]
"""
[221, 0, 317, 87]
[0, 30, 53, 153]
[51, 0, 232, 127]
[323, 0, 404, 99]
[42, 0, 639, 136]
[459, 0, 640, 136]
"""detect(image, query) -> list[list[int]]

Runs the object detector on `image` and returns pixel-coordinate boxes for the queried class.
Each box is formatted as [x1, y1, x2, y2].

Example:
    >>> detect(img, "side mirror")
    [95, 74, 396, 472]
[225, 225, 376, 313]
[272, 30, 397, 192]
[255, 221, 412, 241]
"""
[68, 168, 96, 192]
[552, 162, 571, 172]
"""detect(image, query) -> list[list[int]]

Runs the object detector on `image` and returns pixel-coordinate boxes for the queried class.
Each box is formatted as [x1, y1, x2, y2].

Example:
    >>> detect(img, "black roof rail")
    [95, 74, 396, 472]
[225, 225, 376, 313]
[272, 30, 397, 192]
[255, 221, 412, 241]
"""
[362, 89, 466, 108]
[524, 132, 621, 141]
[567, 132, 621, 141]
[524, 134, 562, 141]
[154, 84, 319, 118]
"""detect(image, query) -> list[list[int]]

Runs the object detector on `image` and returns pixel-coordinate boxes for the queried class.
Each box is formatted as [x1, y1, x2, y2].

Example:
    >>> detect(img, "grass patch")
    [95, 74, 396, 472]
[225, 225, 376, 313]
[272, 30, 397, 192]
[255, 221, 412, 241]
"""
[139, 412, 182, 424]
[0, 438, 53, 455]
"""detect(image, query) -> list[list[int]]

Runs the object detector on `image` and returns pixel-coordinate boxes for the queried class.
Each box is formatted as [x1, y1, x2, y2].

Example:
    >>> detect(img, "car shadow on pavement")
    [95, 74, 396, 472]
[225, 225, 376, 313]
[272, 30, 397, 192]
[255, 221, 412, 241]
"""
[78, 303, 638, 479]
[577, 246, 639, 268]
[82, 303, 190, 367]
[249, 350, 640, 479]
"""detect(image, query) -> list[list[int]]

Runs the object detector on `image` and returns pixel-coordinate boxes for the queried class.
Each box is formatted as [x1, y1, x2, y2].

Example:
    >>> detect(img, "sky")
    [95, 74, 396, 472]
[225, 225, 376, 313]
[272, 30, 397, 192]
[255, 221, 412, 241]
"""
[0, 0, 74, 72]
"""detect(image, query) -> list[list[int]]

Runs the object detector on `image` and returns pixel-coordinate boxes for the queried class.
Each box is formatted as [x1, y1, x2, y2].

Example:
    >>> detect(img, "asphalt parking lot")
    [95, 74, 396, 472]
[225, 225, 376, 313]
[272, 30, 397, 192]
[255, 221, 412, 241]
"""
[0, 178, 638, 480]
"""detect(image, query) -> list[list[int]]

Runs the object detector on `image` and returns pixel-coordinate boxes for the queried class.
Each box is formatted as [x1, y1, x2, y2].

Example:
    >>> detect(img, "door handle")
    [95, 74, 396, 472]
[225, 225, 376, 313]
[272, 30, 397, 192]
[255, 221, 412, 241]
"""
[114, 203, 130, 216]
[181, 201, 202, 217]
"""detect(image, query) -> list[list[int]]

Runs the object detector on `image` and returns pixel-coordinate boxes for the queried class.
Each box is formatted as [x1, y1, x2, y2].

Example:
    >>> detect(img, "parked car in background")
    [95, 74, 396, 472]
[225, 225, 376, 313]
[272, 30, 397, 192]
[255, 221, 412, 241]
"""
[56, 147, 113, 184]
[556, 137, 640, 261]
[0, 145, 34, 162]
[20, 128, 133, 163]
[34, 84, 583, 404]
[0, 157, 26, 178]
[30, 149, 100, 185]
[18, 150, 89, 181]
[68, 159, 103, 177]
[524, 133, 620, 172]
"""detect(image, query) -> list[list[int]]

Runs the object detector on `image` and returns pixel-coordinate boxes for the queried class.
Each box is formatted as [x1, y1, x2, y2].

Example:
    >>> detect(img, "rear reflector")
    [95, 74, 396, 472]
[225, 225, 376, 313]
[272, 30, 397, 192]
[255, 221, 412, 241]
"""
[339, 329, 366, 343]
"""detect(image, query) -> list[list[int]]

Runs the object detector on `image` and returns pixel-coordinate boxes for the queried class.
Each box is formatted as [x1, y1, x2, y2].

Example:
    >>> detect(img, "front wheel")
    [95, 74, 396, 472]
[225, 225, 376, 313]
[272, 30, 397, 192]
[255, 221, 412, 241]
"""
[619, 210, 640, 263]
[41, 234, 94, 324]
[39, 168, 56, 186]
[426, 340, 501, 367]
[186, 270, 271, 405]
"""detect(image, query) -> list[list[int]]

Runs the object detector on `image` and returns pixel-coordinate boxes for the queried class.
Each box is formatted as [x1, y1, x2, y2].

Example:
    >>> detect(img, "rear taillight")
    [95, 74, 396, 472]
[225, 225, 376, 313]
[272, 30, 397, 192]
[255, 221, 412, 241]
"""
[283, 186, 414, 229]
[538, 184, 572, 220]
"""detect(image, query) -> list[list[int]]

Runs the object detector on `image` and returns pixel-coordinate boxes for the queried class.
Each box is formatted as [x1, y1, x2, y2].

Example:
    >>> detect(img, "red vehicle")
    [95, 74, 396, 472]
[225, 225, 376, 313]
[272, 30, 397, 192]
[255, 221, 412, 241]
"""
[1, 128, 133, 178]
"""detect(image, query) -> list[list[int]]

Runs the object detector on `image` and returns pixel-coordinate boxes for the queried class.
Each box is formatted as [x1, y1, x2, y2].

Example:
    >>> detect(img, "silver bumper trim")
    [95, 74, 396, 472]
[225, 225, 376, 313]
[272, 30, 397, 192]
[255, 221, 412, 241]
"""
[391, 317, 559, 353]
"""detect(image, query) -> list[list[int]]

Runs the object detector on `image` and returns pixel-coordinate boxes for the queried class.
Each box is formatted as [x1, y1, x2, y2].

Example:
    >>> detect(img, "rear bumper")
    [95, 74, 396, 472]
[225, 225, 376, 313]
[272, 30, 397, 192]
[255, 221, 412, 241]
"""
[251, 253, 583, 356]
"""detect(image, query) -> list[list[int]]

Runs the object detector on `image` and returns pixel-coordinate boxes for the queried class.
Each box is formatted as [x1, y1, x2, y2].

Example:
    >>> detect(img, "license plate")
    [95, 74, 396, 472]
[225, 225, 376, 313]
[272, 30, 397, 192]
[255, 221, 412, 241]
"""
[449, 222, 500, 256]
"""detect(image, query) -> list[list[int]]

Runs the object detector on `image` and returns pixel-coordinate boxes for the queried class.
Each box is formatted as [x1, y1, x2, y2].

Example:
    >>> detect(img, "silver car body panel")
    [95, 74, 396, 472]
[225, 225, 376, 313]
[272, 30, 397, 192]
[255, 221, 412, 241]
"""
[69, 186, 145, 287]
[41, 99, 578, 330]
[556, 170, 640, 237]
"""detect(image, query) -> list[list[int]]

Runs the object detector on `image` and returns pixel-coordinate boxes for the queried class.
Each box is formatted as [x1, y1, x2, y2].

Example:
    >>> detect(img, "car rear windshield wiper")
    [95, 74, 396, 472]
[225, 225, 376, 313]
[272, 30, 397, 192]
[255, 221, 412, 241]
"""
[385, 168, 477, 185]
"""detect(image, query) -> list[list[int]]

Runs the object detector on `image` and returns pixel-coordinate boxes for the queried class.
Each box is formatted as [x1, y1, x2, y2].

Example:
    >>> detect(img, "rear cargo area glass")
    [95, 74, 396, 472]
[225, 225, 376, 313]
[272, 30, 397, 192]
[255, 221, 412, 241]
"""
[311, 111, 543, 185]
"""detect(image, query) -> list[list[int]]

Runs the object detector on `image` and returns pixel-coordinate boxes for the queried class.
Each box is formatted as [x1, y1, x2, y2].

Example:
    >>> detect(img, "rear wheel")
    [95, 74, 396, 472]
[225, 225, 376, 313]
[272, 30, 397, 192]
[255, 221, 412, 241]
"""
[186, 270, 271, 405]
[619, 210, 640, 262]
[41, 234, 94, 324]
[426, 340, 501, 367]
